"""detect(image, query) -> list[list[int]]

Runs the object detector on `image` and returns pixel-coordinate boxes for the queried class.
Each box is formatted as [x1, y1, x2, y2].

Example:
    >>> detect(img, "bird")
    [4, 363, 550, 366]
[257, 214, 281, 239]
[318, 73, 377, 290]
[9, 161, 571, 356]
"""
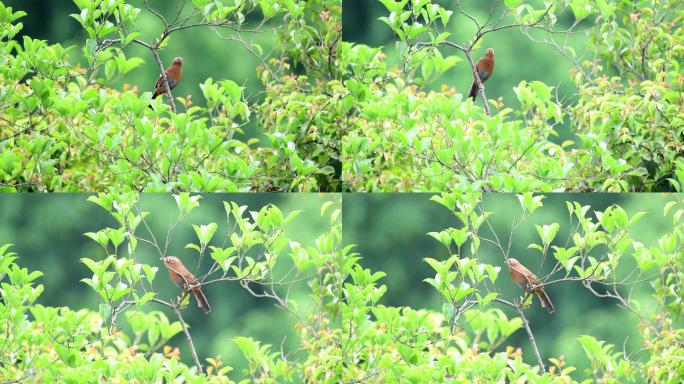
[161, 256, 210, 313]
[468, 48, 495, 101]
[152, 56, 183, 100]
[505, 258, 554, 314]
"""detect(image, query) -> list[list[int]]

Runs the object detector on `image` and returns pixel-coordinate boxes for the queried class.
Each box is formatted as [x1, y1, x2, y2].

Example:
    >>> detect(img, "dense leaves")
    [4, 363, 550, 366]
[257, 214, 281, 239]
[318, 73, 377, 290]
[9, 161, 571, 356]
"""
[342, 0, 684, 192]
[329, 193, 683, 382]
[1, 193, 682, 382]
[0, 0, 342, 192]
[4, 193, 681, 382]
[572, 0, 684, 191]
[0, 194, 343, 383]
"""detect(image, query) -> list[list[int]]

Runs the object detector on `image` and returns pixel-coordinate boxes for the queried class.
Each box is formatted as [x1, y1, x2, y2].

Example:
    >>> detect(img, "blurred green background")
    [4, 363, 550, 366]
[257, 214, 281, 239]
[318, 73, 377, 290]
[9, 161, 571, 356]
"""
[344, 193, 676, 376]
[343, 0, 590, 141]
[5, 0, 282, 139]
[0, 193, 337, 376]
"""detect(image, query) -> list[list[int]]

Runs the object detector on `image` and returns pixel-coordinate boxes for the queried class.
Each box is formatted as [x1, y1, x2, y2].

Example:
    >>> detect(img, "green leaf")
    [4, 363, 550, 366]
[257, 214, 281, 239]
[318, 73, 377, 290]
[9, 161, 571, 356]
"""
[504, 0, 522, 8]
[233, 336, 259, 358]
[535, 223, 560, 245]
[174, 193, 201, 214]
[378, 0, 409, 14]
[193, 223, 218, 245]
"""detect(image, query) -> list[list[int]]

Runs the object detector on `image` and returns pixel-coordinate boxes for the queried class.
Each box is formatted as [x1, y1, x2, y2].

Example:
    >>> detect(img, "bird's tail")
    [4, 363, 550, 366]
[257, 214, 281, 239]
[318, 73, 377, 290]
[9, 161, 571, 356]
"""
[149, 92, 161, 109]
[468, 82, 478, 101]
[192, 288, 211, 314]
[535, 288, 554, 314]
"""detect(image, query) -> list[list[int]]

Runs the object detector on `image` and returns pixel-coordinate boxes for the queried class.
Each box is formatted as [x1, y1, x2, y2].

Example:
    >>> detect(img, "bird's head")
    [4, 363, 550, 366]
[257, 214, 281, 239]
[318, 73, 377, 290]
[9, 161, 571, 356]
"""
[162, 256, 181, 266]
[172, 57, 184, 66]
[504, 258, 518, 267]
[485, 48, 494, 57]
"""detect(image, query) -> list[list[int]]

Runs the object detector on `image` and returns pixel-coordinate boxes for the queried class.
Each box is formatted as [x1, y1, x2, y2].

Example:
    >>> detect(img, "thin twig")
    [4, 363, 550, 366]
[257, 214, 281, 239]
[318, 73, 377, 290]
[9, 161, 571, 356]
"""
[494, 298, 546, 373]
[150, 298, 202, 373]
[171, 304, 202, 373]
[464, 50, 491, 117]
[149, 49, 177, 113]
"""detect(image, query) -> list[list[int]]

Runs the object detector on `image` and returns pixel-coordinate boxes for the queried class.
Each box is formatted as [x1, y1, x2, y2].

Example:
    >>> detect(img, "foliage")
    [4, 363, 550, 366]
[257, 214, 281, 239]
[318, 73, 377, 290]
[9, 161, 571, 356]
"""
[0, 0, 342, 192]
[326, 192, 683, 382]
[1, 194, 683, 382]
[0, 193, 342, 383]
[341, 0, 684, 192]
[572, 0, 684, 191]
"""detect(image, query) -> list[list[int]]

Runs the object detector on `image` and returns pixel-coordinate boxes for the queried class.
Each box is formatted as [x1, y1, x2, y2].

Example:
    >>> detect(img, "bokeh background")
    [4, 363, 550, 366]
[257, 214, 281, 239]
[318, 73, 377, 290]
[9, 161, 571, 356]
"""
[343, 0, 590, 141]
[344, 193, 676, 375]
[0, 193, 337, 375]
[5, 0, 282, 139]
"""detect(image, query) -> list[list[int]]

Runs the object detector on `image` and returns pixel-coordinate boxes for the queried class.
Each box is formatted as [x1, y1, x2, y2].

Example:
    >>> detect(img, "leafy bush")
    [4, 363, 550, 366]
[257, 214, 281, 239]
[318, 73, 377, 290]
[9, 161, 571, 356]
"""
[0, 193, 343, 383]
[0, 0, 342, 192]
[330, 192, 684, 382]
[341, 0, 684, 192]
[2, 193, 682, 382]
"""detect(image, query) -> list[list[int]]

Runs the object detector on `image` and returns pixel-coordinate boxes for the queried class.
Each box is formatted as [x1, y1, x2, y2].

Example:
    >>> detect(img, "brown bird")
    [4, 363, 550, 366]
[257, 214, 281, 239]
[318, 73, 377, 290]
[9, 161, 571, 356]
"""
[161, 256, 210, 313]
[505, 258, 554, 314]
[468, 48, 495, 101]
[152, 56, 183, 99]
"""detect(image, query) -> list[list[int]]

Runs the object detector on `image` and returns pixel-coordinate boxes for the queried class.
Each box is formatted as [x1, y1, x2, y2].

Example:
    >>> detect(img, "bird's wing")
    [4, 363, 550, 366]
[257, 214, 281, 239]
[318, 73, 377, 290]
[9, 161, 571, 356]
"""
[154, 74, 163, 89]
[512, 264, 537, 289]
[154, 73, 178, 90]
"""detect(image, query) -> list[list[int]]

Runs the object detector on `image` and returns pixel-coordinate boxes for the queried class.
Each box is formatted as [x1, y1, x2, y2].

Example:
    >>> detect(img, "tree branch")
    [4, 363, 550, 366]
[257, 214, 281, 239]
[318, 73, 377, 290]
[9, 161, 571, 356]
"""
[494, 298, 546, 373]
[149, 298, 202, 373]
[149, 49, 177, 113]
[171, 303, 202, 373]
[464, 50, 491, 117]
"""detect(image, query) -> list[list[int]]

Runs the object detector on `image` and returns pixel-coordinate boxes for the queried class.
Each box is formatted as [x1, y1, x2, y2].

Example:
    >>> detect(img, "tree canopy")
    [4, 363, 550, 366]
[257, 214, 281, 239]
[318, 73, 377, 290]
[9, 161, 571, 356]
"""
[2, 192, 683, 382]
[0, 0, 343, 192]
[342, 0, 683, 192]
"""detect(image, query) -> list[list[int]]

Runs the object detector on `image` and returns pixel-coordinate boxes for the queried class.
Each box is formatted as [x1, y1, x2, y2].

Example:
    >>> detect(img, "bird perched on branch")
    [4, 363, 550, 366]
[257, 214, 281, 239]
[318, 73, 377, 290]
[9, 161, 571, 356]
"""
[162, 256, 210, 314]
[505, 258, 554, 314]
[468, 48, 495, 101]
[152, 56, 183, 100]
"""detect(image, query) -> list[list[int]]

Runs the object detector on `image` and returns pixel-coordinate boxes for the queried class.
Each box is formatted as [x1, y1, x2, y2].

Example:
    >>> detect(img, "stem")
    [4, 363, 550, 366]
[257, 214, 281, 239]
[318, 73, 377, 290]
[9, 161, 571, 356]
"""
[494, 298, 546, 374]
[464, 51, 491, 117]
[149, 49, 177, 113]
[515, 304, 546, 374]
[172, 304, 202, 373]
[150, 298, 202, 373]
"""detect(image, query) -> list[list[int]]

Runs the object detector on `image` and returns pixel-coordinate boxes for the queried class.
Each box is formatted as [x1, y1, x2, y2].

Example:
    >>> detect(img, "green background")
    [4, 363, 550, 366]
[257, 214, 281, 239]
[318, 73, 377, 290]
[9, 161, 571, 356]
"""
[0, 193, 336, 375]
[344, 193, 675, 375]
